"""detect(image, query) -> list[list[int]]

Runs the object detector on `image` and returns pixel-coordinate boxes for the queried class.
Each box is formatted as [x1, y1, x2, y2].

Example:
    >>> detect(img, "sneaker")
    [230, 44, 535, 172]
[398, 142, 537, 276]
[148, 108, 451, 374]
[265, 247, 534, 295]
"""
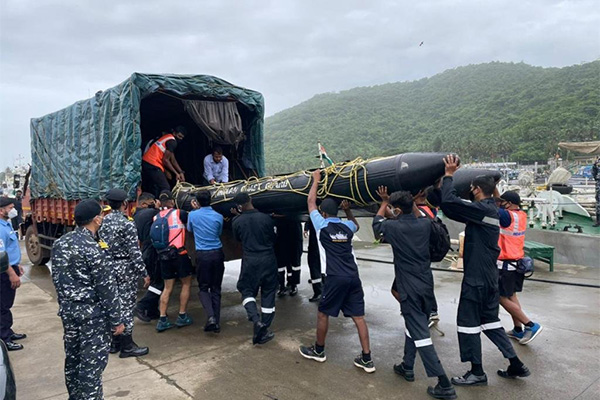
[451, 371, 488, 386]
[277, 287, 288, 297]
[176, 314, 193, 328]
[299, 345, 327, 363]
[506, 328, 525, 341]
[353, 355, 376, 373]
[519, 323, 543, 345]
[393, 363, 415, 382]
[427, 384, 457, 400]
[289, 286, 298, 296]
[498, 364, 531, 379]
[156, 319, 174, 332]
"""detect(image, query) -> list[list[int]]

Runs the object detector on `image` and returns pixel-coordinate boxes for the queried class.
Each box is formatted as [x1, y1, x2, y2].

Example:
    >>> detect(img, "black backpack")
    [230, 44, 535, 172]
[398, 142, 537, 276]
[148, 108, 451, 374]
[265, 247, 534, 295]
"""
[429, 216, 452, 262]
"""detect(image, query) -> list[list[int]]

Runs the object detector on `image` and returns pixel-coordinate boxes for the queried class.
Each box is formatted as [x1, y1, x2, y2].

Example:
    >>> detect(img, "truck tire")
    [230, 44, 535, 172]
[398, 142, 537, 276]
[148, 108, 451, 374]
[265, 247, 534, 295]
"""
[25, 225, 51, 266]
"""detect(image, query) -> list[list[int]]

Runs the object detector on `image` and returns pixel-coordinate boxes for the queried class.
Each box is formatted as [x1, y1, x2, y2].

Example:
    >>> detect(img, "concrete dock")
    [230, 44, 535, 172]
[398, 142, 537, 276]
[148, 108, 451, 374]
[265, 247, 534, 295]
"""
[8, 242, 600, 400]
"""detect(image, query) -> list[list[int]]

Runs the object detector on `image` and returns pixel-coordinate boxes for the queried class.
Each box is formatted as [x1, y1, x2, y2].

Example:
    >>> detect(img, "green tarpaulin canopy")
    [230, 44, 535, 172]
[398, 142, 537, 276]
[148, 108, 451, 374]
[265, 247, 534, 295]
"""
[30, 73, 265, 200]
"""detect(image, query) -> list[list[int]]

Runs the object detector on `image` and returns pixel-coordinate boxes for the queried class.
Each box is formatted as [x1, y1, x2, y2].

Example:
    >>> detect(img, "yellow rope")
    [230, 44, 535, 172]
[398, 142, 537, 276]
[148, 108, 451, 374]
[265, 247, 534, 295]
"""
[172, 156, 391, 208]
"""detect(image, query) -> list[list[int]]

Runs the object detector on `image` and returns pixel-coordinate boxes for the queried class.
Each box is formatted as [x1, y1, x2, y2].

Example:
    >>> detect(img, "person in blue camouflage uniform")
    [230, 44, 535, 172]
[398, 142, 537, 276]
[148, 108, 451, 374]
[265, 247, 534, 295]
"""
[593, 156, 600, 227]
[99, 189, 150, 358]
[52, 199, 124, 400]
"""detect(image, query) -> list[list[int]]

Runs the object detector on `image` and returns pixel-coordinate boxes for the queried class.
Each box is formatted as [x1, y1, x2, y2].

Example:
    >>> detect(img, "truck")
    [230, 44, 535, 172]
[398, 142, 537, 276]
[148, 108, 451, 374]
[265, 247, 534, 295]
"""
[23, 73, 265, 265]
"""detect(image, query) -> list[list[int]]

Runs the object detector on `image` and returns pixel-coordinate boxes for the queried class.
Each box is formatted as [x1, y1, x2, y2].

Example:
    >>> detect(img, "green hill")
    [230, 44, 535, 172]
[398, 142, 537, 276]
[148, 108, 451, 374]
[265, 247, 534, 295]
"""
[264, 61, 600, 174]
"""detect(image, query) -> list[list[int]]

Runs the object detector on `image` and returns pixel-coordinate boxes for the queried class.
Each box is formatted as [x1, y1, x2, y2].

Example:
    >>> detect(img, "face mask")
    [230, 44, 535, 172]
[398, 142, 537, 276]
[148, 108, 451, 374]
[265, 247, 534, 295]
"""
[468, 190, 476, 202]
[8, 208, 18, 219]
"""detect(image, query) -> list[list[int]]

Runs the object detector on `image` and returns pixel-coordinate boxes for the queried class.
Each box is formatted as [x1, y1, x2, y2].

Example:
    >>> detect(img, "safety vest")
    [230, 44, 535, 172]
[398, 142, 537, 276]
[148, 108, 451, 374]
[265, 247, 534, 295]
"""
[142, 134, 175, 171]
[418, 205, 435, 219]
[498, 209, 527, 261]
[157, 208, 187, 253]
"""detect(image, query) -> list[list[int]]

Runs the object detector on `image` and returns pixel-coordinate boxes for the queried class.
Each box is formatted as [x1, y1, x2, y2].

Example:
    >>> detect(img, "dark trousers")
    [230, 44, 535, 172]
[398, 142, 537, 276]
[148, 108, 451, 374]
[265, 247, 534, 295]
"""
[142, 161, 170, 198]
[0, 266, 18, 341]
[237, 253, 278, 328]
[595, 180, 600, 223]
[307, 241, 323, 295]
[196, 249, 225, 322]
[401, 297, 445, 377]
[136, 245, 163, 318]
[456, 283, 516, 364]
[278, 265, 301, 288]
[62, 316, 110, 400]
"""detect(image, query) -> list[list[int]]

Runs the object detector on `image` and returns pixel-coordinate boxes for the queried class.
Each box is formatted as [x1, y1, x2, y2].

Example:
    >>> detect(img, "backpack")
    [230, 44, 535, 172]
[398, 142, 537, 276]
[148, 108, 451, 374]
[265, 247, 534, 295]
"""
[150, 209, 177, 250]
[429, 216, 452, 262]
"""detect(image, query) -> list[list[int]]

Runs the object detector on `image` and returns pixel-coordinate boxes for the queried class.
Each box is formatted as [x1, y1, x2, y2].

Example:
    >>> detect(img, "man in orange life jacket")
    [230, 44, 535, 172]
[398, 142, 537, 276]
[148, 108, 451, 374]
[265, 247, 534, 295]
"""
[497, 191, 543, 345]
[154, 191, 194, 332]
[142, 126, 187, 197]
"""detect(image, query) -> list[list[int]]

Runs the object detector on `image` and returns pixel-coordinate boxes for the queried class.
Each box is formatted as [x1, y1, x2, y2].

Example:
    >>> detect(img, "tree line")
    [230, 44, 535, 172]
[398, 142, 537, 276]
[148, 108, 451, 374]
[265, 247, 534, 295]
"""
[264, 61, 599, 174]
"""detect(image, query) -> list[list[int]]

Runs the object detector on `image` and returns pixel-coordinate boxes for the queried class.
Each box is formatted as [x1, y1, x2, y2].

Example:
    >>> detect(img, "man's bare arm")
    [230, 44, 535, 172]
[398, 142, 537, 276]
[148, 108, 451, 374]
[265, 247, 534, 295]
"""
[307, 170, 321, 213]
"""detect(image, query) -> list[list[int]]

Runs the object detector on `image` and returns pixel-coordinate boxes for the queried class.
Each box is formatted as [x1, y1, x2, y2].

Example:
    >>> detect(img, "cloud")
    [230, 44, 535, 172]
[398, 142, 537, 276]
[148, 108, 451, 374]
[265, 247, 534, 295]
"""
[1, 0, 598, 167]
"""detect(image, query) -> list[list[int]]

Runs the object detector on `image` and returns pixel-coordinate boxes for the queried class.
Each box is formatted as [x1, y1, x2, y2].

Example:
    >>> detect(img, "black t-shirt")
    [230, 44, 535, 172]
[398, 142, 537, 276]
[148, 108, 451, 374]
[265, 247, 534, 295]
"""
[232, 210, 276, 255]
[440, 176, 501, 287]
[165, 138, 177, 153]
[133, 207, 159, 248]
[373, 213, 433, 300]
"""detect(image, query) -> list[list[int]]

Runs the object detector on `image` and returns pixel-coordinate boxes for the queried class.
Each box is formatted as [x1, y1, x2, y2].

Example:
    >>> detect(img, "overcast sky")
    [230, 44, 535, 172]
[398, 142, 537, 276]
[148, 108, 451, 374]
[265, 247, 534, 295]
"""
[1, 0, 598, 168]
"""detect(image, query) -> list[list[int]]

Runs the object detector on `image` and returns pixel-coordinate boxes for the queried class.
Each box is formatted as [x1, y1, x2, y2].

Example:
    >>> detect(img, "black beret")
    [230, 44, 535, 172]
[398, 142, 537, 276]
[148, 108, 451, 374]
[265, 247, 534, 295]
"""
[319, 198, 339, 216]
[500, 191, 521, 206]
[74, 199, 102, 224]
[0, 197, 15, 207]
[105, 188, 128, 202]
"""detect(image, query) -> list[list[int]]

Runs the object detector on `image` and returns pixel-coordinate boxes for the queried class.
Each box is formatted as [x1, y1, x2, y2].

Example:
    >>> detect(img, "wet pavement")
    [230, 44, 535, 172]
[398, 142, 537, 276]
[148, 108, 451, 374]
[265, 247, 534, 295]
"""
[8, 241, 600, 400]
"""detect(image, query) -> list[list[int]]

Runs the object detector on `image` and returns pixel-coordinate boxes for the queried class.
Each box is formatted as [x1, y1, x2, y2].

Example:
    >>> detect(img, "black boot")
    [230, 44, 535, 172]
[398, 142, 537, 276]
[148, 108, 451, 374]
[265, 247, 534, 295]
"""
[253, 321, 267, 345]
[119, 334, 149, 358]
[109, 334, 121, 354]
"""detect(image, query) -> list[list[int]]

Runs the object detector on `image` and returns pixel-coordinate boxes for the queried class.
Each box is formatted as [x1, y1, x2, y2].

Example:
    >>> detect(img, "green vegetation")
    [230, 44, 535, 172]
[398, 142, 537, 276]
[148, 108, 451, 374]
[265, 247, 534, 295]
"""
[264, 61, 599, 174]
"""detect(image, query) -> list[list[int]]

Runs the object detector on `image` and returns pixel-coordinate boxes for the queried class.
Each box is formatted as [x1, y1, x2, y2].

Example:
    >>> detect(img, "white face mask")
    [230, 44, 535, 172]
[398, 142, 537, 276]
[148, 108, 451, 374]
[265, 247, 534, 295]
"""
[8, 208, 18, 219]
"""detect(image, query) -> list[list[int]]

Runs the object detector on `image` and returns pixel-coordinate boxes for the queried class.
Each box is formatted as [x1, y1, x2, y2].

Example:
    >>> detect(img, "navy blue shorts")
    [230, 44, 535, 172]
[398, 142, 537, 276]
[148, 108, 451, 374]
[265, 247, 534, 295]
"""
[161, 254, 193, 281]
[498, 268, 524, 297]
[318, 275, 365, 318]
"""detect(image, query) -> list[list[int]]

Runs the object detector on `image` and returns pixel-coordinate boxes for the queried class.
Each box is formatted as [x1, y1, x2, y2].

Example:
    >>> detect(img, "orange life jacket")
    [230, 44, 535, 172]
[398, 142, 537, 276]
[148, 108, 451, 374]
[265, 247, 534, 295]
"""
[498, 209, 527, 261]
[156, 208, 187, 254]
[142, 134, 175, 171]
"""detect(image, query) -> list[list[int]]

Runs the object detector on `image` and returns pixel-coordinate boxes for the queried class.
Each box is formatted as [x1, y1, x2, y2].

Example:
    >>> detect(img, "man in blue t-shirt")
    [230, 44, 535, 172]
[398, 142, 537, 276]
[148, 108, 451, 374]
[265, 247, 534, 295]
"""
[187, 190, 225, 333]
[298, 170, 375, 373]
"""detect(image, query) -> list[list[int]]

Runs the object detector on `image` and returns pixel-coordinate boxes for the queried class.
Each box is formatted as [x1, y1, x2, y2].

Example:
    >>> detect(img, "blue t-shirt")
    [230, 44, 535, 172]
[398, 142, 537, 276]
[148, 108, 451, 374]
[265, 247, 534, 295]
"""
[0, 219, 21, 265]
[309, 210, 358, 277]
[187, 207, 224, 251]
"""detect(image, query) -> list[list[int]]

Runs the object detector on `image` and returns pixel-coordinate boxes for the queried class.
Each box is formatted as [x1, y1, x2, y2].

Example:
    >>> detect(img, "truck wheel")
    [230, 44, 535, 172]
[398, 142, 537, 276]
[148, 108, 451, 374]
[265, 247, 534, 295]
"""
[25, 225, 51, 266]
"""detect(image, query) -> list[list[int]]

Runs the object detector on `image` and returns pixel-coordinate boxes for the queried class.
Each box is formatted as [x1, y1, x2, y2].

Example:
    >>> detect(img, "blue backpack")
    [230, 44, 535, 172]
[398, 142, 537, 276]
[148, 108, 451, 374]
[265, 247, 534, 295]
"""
[150, 209, 177, 250]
